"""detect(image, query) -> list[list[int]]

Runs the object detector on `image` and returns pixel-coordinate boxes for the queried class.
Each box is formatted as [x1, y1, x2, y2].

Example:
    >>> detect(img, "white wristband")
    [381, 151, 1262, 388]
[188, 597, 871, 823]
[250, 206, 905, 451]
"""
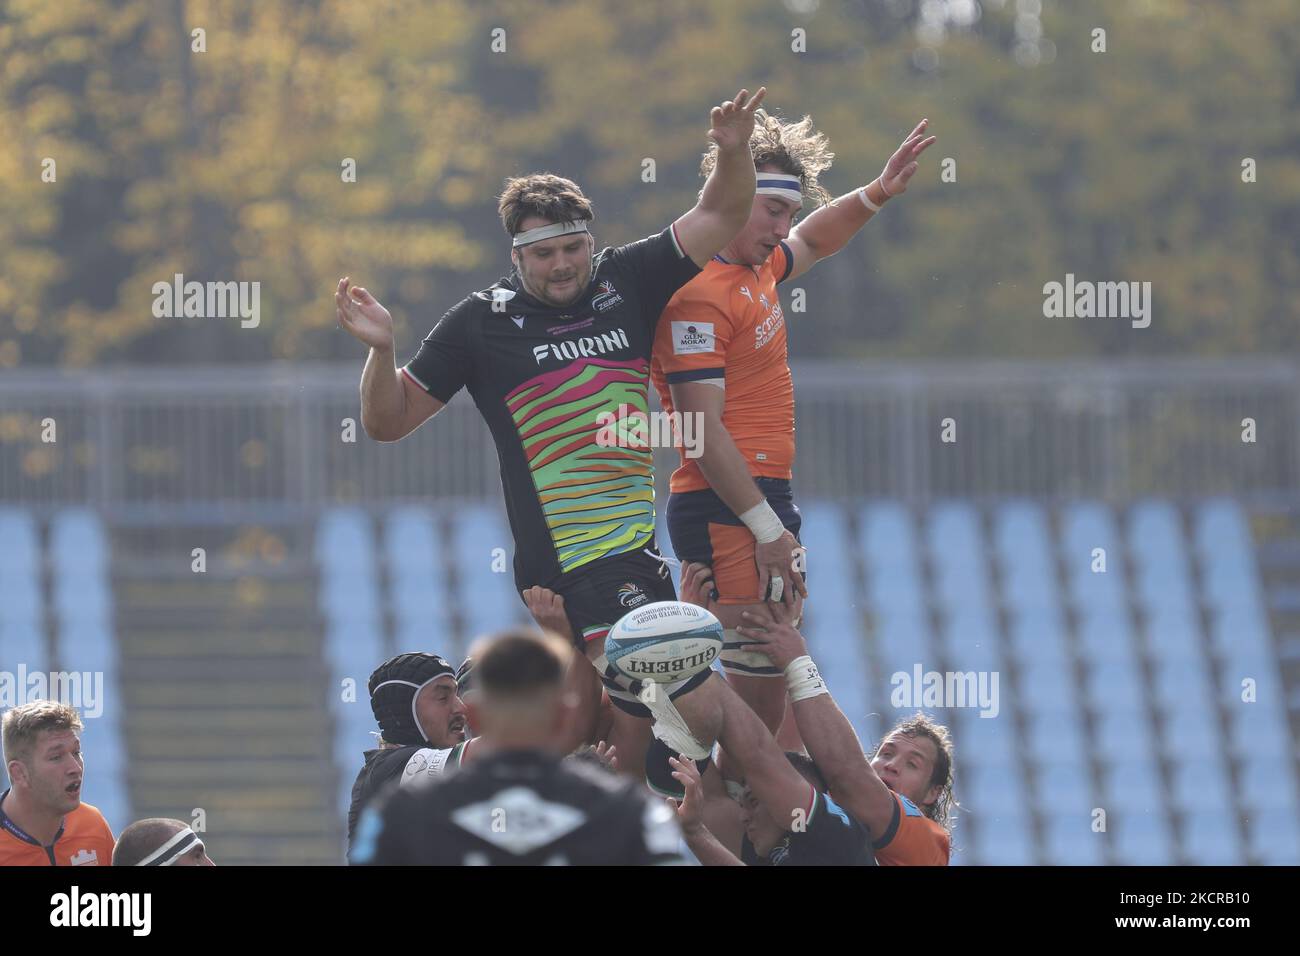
[785, 655, 829, 702]
[739, 499, 785, 544]
[858, 186, 882, 214]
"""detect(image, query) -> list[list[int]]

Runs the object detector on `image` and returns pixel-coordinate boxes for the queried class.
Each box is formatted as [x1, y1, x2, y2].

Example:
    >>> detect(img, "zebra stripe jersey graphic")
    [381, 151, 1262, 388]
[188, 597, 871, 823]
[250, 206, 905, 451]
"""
[402, 226, 700, 588]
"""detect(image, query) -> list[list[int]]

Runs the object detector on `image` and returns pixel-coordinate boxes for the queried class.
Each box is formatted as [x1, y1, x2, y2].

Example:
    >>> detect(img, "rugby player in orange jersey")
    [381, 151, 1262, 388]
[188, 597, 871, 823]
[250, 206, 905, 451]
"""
[736, 597, 953, 865]
[0, 701, 115, 867]
[651, 113, 935, 740]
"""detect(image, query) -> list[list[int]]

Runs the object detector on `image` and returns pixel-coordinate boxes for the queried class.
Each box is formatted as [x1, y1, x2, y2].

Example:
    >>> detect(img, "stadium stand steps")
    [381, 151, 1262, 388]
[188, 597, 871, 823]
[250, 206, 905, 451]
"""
[112, 523, 340, 865]
[1249, 506, 1300, 722]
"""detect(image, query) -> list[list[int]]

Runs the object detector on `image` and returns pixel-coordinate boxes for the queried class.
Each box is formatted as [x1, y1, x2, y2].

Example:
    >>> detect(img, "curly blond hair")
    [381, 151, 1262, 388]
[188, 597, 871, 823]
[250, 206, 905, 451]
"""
[699, 108, 835, 207]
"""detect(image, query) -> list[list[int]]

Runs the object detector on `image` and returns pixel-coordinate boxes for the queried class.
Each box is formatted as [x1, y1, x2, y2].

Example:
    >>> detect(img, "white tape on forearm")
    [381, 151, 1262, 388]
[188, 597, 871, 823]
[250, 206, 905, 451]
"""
[785, 655, 829, 702]
[739, 500, 784, 544]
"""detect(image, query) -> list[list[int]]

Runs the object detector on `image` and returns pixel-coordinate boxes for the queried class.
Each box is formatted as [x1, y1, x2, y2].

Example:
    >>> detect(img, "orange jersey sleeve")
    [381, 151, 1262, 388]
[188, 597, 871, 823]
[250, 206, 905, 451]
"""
[873, 792, 951, 866]
[652, 291, 735, 384]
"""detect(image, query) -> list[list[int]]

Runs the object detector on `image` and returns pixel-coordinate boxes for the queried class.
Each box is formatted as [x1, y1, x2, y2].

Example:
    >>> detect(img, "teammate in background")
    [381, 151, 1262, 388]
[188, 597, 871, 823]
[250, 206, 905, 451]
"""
[651, 113, 936, 739]
[736, 599, 953, 865]
[669, 750, 873, 866]
[0, 701, 115, 866]
[345, 652, 469, 857]
[113, 818, 214, 866]
[351, 630, 684, 865]
[339, 88, 766, 782]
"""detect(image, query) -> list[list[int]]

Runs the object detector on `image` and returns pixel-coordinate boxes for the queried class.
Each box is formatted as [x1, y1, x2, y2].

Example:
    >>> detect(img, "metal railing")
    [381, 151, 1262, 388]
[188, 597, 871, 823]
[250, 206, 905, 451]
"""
[2, 359, 1297, 516]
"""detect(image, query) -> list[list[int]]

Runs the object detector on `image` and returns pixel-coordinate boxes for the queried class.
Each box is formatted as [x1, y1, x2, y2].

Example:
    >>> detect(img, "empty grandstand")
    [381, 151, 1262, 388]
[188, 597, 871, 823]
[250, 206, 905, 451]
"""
[1, 360, 1297, 864]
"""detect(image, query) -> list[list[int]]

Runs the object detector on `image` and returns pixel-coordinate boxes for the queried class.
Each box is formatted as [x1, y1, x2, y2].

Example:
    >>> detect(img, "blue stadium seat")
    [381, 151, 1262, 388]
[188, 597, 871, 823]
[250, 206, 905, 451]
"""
[1245, 809, 1300, 865]
[1006, 605, 1068, 663]
[1061, 502, 1125, 611]
[861, 503, 926, 612]
[383, 506, 441, 572]
[1143, 605, 1200, 659]
[58, 620, 117, 676]
[1202, 558, 1265, 611]
[1194, 499, 1254, 563]
[927, 501, 993, 611]
[1026, 711, 1087, 767]
[52, 576, 113, 626]
[1226, 705, 1293, 760]
[1171, 760, 1233, 813]
[0, 620, 49, 673]
[1152, 659, 1214, 716]
[797, 502, 855, 611]
[1075, 608, 1137, 663]
[0, 508, 39, 571]
[1043, 814, 1105, 866]
[1181, 810, 1243, 865]
[1163, 711, 1224, 759]
[1127, 500, 1196, 613]
[1101, 761, 1162, 812]
[49, 509, 109, 572]
[1092, 709, 1156, 762]
[1112, 812, 1174, 865]
[974, 814, 1036, 865]
[993, 501, 1058, 609]
[78, 715, 126, 776]
[1034, 763, 1094, 814]
[966, 763, 1022, 811]
[957, 714, 1018, 767]
[1207, 604, 1270, 658]
[1238, 757, 1300, 813]
[1018, 659, 1079, 713]
[1084, 659, 1144, 714]
[941, 607, 1002, 670]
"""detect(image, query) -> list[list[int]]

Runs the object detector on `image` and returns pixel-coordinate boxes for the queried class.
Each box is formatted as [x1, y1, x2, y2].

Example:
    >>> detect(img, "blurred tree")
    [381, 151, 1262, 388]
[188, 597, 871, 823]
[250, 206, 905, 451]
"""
[0, 0, 1295, 367]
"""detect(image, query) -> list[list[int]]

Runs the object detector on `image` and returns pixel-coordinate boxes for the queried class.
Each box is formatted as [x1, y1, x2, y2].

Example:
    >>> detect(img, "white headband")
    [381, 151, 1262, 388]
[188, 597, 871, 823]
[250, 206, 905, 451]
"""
[756, 172, 803, 205]
[137, 827, 204, 866]
[512, 220, 590, 247]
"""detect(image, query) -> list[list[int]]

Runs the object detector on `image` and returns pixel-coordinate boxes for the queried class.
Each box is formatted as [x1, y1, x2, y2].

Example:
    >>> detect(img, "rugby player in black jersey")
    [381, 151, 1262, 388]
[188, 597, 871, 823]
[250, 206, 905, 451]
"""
[338, 88, 766, 784]
[345, 652, 469, 859]
[351, 629, 683, 866]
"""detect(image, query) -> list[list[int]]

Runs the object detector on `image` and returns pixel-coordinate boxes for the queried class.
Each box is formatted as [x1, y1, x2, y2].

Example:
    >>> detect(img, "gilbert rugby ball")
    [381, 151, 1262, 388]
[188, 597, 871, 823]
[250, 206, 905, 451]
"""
[605, 601, 724, 684]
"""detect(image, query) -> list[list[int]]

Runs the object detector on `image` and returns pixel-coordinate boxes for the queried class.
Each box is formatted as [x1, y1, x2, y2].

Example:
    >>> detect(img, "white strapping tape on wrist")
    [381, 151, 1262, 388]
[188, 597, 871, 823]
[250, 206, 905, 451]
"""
[739, 499, 784, 544]
[785, 655, 829, 702]
[858, 186, 882, 213]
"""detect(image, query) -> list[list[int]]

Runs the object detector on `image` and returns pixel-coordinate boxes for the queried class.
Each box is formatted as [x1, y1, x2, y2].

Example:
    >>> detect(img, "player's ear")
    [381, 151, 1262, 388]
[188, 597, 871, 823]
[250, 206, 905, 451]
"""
[8, 759, 28, 788]
[922, 783, 943, 810]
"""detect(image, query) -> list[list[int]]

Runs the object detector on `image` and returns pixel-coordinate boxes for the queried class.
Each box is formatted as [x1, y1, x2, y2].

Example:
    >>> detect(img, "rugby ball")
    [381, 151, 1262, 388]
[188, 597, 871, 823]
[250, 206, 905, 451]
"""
[605, 601, 724, 684]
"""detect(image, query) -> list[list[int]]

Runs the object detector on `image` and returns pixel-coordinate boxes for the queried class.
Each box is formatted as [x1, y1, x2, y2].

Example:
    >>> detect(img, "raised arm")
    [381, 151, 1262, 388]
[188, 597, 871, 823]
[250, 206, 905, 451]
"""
[735, 602, 897, 837]
[668, 755, 745, 866]
[783, 119, 936, 283]
[337, 278, 446, 441]
[672, 88, 766, 268]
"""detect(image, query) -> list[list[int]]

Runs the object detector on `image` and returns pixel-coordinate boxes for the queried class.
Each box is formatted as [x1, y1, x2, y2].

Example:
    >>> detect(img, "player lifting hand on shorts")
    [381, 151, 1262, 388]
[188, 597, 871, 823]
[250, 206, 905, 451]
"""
[650, 114, 936, 741]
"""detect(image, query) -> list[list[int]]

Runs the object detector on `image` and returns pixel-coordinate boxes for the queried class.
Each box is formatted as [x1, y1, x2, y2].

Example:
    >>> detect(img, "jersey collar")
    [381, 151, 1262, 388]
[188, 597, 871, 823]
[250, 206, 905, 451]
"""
[0, 789, 65, 848]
